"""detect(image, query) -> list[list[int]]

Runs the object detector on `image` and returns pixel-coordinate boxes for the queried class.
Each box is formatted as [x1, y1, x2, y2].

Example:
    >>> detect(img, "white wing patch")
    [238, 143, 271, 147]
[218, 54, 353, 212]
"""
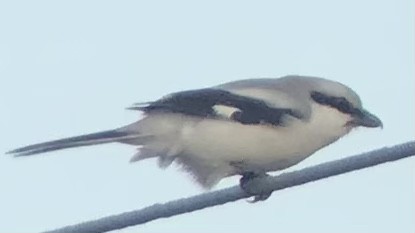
[212, 105, 240, 119]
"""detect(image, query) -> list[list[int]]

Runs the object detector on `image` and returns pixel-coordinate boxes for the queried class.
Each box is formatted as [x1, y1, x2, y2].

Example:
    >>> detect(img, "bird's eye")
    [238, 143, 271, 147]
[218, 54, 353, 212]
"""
[334, 98, 352, 113]
[310, 91, 327, 104]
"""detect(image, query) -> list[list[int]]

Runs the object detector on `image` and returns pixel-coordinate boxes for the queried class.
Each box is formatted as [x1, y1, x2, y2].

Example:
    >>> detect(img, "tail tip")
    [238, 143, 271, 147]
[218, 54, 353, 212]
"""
[5, 149, 15, 155]
[5, 148, 36, 157]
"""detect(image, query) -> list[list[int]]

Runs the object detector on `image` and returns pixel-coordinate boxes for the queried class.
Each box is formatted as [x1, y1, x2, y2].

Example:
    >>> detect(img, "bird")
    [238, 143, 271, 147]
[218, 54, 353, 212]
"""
[7, 75, 382, 200]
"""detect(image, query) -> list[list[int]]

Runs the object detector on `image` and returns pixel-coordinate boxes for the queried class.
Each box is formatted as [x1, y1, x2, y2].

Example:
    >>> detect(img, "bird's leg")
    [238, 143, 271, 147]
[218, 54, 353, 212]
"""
[239, 172, 272, 203]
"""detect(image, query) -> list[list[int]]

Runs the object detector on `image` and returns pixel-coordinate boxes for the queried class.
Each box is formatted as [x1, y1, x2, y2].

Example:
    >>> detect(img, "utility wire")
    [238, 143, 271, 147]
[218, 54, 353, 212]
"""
[44, 141, 415, 233]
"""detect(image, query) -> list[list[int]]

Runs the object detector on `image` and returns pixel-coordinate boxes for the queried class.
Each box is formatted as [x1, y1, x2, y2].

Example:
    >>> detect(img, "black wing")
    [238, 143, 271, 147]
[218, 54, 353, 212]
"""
[130, 88, 302, 126]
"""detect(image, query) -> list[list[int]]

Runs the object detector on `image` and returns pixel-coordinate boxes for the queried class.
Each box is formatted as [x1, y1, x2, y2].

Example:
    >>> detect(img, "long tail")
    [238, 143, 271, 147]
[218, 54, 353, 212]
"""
[6, 129, 144, 157]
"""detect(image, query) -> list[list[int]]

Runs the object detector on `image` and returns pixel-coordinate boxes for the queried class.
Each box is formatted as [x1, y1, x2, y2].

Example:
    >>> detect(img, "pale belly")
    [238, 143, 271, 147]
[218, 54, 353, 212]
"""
[180, 118, 340, 174]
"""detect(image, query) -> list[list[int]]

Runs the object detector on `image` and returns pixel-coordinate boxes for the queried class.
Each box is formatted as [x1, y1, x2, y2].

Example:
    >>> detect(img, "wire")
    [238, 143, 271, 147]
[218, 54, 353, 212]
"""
[44, 141, 415, 233]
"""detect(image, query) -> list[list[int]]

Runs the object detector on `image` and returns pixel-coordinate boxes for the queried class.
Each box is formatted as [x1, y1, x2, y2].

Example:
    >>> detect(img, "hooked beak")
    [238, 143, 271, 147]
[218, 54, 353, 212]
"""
[350, 109, 383, 128]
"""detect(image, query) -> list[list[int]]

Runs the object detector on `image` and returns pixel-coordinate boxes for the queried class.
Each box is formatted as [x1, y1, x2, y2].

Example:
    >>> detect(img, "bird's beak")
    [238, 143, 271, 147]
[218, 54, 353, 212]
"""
[350, 109, 383, 128]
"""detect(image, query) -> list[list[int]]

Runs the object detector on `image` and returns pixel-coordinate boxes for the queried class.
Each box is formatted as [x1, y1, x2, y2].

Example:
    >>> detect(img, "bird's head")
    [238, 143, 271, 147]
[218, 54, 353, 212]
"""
[308, 77, 383, 129]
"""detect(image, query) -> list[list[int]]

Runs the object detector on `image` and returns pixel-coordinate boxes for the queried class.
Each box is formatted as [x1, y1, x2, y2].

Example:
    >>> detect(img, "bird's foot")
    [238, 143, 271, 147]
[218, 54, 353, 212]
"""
[239, 172, 272, 203]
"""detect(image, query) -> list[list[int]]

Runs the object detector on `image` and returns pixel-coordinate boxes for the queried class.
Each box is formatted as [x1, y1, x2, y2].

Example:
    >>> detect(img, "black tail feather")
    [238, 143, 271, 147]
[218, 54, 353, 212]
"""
[7, 130, 136, 157]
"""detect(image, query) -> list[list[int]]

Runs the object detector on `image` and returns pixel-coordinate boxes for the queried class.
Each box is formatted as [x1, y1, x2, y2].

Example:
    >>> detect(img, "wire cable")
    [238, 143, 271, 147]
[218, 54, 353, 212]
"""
[44, 141, 415, 233]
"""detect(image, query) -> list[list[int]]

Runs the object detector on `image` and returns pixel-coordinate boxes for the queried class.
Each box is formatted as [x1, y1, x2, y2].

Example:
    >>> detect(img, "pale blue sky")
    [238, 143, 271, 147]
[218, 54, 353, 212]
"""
[0, 0, 414, 232]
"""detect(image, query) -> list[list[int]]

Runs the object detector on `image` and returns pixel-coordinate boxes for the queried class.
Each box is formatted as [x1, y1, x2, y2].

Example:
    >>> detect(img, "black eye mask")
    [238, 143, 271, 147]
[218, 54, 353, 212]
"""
[310, 91, 362, 116]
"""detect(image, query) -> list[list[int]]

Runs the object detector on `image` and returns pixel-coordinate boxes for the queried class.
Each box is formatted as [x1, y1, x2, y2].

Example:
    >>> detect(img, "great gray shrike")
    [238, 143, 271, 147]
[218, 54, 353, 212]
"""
[8, 75, 382, 200]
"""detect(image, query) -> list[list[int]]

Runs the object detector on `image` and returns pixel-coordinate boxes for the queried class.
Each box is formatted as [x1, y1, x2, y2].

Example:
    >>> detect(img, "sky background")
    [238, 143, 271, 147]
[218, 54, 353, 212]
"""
[0, 0, 414, 232]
